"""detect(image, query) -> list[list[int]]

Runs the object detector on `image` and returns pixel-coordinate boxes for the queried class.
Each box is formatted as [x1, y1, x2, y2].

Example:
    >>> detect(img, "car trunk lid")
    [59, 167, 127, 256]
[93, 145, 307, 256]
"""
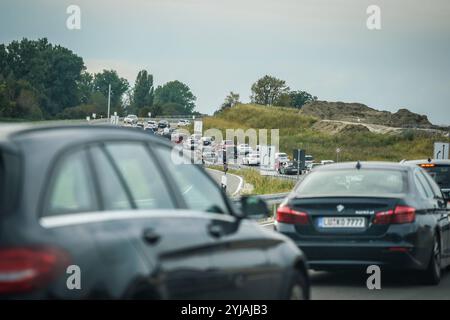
[286, 197, 400, 237]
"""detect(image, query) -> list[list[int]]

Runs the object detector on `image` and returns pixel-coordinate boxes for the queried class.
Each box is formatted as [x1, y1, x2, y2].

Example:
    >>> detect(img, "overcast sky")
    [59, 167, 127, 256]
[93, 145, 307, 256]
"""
[1, 0, 449, 124]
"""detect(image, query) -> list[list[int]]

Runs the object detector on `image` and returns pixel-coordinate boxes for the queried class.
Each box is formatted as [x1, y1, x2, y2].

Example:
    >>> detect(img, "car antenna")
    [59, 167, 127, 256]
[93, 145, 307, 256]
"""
[428, 158, 432, 163]
[356, 161, 362, 170]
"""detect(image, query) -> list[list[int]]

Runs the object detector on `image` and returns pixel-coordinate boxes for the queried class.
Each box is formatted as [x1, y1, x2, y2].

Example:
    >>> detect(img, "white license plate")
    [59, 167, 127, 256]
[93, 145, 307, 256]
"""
[318, 217, 366, 228]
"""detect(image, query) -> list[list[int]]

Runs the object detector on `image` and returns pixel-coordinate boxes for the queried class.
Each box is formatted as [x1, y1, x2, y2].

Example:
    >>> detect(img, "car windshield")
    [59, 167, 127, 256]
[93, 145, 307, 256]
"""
[295, 169, 407, 197]
[422, 165, 450, 189]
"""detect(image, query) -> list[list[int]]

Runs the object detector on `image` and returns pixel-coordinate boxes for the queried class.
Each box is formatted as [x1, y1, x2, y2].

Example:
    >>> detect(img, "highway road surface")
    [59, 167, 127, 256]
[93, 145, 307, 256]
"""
[263, 223, 450, 300]
[206, 168, 243, 196]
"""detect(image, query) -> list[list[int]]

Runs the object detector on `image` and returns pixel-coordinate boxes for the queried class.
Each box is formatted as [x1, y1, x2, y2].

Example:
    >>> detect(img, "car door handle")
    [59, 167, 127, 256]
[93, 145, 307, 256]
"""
[143, 228, 161, 245]
[208, 224, 224, 238]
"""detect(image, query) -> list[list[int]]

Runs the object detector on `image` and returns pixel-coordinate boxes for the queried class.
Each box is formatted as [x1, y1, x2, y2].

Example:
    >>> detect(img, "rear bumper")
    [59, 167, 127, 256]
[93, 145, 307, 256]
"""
[275, 222, 430, 271]
[298, 242, 425, 271]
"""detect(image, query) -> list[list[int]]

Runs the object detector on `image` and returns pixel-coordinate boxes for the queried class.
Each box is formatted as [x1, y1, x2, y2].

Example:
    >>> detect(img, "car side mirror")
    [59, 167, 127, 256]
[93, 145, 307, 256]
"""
[239, 196, 270, 220]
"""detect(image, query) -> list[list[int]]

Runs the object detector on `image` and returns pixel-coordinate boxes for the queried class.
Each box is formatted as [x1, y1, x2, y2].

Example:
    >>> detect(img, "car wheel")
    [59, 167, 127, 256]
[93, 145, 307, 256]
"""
[286, 270, 309, 300]
[422, 235, 441, 285]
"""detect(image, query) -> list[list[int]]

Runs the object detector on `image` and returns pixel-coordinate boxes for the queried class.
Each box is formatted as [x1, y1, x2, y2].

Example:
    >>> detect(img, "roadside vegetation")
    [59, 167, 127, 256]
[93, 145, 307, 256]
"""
[233, 168, 295, 195]
[209, 165, 295, 195]
[205, 104, 450, 162]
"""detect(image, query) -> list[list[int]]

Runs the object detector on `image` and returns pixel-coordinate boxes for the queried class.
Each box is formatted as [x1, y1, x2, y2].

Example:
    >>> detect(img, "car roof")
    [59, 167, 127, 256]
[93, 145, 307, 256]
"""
[0, 124, 170, 150]
[403, 159, 450, 165]
[312, 161, 416, 172]
[0, 124, 30, 141]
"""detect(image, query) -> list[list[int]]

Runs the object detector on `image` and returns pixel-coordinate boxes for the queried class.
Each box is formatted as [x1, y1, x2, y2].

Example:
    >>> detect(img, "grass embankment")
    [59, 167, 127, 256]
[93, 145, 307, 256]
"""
[204, 104, 449, 162]
[209, 165, 295, 195]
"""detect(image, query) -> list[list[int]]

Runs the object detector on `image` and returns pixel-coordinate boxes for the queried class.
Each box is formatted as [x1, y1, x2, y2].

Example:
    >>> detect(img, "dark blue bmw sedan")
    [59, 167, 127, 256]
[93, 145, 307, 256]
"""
[275, 162, 450, 285]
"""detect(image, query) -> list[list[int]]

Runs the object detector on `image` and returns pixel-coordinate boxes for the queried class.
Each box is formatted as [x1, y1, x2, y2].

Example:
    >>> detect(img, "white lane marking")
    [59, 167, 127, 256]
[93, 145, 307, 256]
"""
[260, 221, 275, 227]
[231, 173, 244, 197]
[206, 168, 244, 196]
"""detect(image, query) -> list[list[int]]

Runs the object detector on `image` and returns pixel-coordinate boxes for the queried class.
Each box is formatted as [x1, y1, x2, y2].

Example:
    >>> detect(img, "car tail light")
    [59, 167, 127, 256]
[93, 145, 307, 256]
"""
[0, 247, 70, 294]
[276, 206, 309, 225]
[373, 206, 416, 225]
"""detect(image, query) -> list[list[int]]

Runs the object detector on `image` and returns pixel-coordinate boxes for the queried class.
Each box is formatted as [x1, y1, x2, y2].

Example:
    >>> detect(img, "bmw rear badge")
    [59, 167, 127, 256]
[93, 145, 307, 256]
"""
[337, 205, 345, 213]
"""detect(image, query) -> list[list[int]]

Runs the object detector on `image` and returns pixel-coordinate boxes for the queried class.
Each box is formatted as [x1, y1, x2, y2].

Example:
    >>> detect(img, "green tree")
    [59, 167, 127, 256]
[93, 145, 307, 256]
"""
[0, 78, 43, 120]
[3, 38, 85, 116]
[0, 79, 14, 118]
[160, 102, 185, 115]
[250, 75, 289, 106]
[77, 72, 94, 104]
[287, 91, 317, 109]
[215, 91, 240, 114]
[93, 70, 129, 113]
[154, 80, 196, 115]
[133, 70, 154, 110]
[0, 44, 9, 77]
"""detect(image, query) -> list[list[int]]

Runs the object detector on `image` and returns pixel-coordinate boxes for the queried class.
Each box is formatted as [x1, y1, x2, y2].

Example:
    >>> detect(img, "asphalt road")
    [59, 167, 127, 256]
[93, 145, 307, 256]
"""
[262, 223, 450, 300]
[206, 168, 243, 196]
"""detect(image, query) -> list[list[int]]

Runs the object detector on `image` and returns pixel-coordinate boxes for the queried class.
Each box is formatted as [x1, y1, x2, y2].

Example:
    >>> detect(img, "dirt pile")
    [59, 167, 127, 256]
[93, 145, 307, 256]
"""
[300, 101, 433, 128]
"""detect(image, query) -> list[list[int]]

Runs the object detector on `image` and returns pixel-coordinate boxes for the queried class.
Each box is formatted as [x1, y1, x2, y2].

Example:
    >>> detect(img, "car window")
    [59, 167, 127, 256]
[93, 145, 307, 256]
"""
[295, 169, 407, 197]
[105, 143, 174, 209]
[413, 171, 429, 199]
[46, 149, 97, 216]
[154, 145, 230, 214]
[414, 169, 433, 199]
[89, 146, 132, 210]
[421, 170, 443, 199]
[422, 165, 450, 189]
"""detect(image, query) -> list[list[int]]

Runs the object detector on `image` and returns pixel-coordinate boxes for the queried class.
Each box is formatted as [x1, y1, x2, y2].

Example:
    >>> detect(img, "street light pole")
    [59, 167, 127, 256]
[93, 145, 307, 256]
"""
[107, 84, 111, 121]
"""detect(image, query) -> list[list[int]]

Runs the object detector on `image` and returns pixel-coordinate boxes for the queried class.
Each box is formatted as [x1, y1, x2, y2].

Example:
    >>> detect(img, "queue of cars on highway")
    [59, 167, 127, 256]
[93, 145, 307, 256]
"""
[122, 120, 308, 171]
[0, 119, 449, 299]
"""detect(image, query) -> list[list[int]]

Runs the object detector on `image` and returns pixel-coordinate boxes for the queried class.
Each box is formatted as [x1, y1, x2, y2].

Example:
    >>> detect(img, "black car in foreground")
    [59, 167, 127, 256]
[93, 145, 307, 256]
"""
[0, 124, 309, 299]
[275, 162, 450, 284]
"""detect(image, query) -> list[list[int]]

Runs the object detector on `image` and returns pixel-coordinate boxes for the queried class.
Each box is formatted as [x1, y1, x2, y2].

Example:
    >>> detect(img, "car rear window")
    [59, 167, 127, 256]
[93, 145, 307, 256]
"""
[422, 165, 450, 189]
[295, 169, 407, 197]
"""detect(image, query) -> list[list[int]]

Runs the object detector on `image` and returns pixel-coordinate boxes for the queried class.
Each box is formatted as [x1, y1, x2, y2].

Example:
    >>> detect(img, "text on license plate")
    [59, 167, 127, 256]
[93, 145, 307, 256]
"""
[318, 217, 366, 228]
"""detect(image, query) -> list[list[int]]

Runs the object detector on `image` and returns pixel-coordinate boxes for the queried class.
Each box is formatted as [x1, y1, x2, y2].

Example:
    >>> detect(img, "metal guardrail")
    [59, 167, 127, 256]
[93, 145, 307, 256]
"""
[226, 163, 306, 182]
[258, 192, 290, 205]
[232, 192, 289, 206]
